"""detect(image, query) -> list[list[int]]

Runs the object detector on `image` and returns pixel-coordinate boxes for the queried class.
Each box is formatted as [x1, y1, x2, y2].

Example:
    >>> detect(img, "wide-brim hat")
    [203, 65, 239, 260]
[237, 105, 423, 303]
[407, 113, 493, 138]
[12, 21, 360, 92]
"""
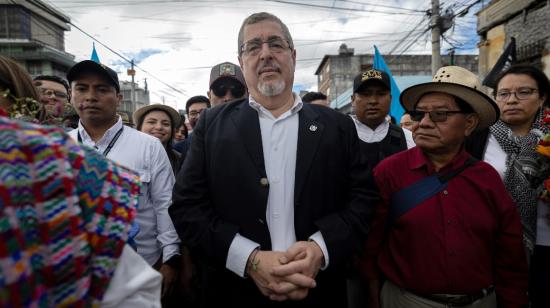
[133, 104, 181, 129]
[67, 60, 120, 92]
[400, 66, 499, 131]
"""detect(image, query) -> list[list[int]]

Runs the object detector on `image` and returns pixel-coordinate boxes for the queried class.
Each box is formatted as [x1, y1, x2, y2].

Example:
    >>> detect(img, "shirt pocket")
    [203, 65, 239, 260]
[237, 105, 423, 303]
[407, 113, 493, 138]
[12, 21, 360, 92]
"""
[136, 169, 152, 208]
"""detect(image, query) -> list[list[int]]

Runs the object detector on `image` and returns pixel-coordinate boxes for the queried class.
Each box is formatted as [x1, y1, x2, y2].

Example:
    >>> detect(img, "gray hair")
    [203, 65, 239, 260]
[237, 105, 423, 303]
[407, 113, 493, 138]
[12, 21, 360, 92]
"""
[237, 12, 294, 55]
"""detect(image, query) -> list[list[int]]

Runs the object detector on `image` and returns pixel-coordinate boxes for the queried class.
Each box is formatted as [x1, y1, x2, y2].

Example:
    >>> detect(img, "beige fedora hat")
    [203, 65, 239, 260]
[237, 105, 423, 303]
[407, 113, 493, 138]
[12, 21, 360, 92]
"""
[133, 104, 181, 129]
[400, 66, 499, 131]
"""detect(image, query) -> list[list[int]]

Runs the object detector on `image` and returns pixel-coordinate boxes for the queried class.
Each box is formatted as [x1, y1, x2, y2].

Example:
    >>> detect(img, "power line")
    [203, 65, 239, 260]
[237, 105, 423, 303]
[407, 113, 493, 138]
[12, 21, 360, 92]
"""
[264, 0, 426, 15]
[27, 0, 186, 95]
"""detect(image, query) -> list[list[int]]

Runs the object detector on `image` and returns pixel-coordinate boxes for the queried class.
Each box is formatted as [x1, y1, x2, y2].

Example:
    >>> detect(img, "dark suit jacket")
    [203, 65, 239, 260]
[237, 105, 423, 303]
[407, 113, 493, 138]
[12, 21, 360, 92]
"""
[170, 98, 378, 307]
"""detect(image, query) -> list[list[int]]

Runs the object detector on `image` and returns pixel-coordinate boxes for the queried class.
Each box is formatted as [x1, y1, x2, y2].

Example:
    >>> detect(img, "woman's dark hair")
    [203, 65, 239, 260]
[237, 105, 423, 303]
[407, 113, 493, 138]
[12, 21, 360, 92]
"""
[494, 64, 550, 106]
[176, 115, 188, 138]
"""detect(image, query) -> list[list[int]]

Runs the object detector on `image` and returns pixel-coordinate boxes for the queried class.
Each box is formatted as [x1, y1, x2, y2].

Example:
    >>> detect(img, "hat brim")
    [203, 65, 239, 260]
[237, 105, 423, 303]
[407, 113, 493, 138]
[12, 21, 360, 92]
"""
[210, 75, 246, 88]
[400, 82, 499, 131]
[133, 104, 181, 129]
[67, 60, 119, 92]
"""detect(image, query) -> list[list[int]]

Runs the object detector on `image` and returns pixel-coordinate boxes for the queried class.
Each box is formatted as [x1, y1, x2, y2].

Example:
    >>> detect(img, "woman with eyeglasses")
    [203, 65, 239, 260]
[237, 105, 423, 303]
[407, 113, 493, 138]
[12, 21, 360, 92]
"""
[466, 64, 550, 307]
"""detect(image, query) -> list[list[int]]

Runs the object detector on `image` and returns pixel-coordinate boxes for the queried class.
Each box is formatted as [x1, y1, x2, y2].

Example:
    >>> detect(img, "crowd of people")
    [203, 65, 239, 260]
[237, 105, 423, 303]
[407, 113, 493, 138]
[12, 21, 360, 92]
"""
[0, 11, 549, 308]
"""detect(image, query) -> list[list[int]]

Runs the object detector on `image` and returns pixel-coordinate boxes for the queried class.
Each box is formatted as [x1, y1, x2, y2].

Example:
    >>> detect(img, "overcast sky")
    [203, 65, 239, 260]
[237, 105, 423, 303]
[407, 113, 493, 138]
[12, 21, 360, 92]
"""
[46, 0, 481, 111]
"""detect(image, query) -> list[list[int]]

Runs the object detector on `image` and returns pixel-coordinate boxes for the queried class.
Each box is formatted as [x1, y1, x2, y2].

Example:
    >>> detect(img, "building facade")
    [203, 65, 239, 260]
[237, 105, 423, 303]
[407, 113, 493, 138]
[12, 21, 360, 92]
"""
[118, 80, 150, 126]
[315, 44, 478, 103]
[477, 0, 550, 79]
[0, 0, 75, 77]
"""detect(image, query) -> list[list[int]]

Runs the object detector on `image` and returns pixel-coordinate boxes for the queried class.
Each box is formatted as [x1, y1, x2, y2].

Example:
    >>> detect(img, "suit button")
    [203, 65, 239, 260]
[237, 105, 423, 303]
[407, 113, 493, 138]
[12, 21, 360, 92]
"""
[260, 177, 269, 187]
[258, 218, 265, 225]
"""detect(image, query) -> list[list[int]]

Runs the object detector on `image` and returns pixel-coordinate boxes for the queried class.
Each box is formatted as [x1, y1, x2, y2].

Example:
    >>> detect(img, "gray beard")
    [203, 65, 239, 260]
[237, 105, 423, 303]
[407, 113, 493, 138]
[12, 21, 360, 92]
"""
[258, 79, 285, 97]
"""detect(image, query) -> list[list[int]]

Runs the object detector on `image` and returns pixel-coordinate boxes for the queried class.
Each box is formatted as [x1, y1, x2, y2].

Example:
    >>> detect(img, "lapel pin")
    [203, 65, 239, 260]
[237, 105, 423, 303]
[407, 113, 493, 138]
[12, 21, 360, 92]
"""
[309, 124, 318, 132]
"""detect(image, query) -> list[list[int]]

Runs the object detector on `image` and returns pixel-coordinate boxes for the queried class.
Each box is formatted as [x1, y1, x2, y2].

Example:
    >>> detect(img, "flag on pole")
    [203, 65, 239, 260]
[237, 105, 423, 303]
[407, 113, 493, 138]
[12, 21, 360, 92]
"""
[90, 42, 100, 63]
[373, 45, 404, 122]
[482, 37, 516, 89]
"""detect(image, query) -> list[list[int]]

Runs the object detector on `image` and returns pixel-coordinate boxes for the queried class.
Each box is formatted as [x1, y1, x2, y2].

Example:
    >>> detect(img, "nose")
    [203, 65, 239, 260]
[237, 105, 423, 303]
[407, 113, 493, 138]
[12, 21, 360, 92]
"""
[259, 42, 273, 60]
[222, 92, 234, 102]
[418, 112, 434, 127]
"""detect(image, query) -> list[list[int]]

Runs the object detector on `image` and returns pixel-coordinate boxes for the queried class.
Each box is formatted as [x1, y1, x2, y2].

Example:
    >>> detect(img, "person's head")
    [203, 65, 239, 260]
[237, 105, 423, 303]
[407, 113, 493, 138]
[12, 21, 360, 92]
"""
[351, 69, 392, 129]
[0, 55, 41, 118]
[400, 113, 414, 131]
[400, 66, 499, 156]
[493, 65, 549, 134]
[67, 60, 122, 129]
[302, 91, 328, 106]
[208, 62, 247, 107]
[174, 116, 188, 142]
[134, 104, 181, 147]
[237, 12, 296, 102]
[185, 95, 210, 128]
[33, 75, 70, 117]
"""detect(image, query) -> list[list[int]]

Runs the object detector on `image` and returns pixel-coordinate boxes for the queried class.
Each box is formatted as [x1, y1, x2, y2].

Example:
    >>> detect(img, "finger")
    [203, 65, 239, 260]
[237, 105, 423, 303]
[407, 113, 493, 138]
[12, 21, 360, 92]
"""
[272, 259, 309, 276]
[280, 273, 316, 288]
[268, 280, 300, 294]
[282, 242, 308, 262]
[287, 288, 309, 301]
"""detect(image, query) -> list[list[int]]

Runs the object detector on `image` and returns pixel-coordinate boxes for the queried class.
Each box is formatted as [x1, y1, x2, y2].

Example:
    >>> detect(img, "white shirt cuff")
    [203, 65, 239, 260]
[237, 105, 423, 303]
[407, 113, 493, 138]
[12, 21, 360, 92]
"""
[309, 231, 329, 270]
[226, 233, 260, 277]
[161, 244, 180, 263]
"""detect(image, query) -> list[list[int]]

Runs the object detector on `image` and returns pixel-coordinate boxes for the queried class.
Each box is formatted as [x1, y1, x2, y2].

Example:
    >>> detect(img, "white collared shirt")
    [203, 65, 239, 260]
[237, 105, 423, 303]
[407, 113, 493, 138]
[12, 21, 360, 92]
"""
[69, 117, 180, 265]
[226, 95, 329, 277]
[351, 115, 415, 149]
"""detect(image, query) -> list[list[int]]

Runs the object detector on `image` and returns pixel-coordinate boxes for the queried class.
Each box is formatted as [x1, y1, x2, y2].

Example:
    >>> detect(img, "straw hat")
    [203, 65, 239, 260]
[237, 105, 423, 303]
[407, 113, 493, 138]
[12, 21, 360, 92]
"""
[400, 66, 499, 131]
[133, 104, 181, 129]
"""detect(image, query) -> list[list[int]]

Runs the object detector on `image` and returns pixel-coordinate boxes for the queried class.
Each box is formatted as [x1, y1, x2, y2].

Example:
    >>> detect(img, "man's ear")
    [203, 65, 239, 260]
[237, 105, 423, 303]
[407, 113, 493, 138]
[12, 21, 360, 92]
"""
[464, 113, 479, 137]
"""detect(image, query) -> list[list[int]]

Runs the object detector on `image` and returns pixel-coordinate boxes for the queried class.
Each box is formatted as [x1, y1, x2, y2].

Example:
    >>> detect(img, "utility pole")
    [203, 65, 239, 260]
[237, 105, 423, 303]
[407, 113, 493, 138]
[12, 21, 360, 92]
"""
[431, 0, 441, 75]
[128, 59, 136, 112]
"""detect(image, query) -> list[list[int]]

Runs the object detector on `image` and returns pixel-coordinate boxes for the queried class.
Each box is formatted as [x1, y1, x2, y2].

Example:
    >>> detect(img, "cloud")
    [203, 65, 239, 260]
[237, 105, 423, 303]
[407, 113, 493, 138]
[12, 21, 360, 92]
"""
[53, 0, 479, 110]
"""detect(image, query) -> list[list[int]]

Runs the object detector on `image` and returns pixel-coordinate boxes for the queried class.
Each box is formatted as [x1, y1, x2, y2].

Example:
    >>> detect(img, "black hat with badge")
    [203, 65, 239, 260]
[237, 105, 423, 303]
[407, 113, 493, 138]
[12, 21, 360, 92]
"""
[353, 68, 391, 93]
[67, 60, 120, 93]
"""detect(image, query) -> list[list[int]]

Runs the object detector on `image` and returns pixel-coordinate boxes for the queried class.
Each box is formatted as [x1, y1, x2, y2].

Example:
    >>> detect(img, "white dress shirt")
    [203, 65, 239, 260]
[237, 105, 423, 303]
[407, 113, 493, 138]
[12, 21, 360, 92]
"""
[484, 132, 550, 246]
[69, 117, 180, 265]
[351, 115, 415, 149]
[226, 95, 329, 277]
[102, 245, 162, 307]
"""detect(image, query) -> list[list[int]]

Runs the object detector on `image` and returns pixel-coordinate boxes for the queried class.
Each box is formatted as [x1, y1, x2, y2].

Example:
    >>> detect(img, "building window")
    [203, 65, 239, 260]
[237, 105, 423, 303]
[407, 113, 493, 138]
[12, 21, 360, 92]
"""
[26, 61, 42, 76]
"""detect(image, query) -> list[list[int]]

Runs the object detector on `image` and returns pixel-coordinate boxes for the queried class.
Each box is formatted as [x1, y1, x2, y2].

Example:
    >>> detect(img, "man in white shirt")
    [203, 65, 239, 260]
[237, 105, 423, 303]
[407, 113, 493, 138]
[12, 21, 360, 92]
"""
[170, 12, 378, 307]
[66, 60, 181, 299]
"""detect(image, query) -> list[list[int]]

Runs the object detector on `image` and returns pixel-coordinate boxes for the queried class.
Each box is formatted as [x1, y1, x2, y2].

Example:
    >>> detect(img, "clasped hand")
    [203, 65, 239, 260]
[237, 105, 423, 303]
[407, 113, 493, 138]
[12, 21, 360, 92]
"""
[247, 241, 325, 302]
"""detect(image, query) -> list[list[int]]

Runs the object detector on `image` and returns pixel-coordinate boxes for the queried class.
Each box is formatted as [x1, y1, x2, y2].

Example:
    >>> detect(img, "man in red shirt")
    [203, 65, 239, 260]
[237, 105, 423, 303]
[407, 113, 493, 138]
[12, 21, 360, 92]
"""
[361, 66, 528, 308]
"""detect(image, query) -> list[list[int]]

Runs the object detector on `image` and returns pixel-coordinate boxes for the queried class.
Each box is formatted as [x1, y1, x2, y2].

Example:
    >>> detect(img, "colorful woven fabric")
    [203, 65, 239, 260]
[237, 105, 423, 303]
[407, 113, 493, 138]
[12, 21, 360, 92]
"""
[0, 116, 140, 307]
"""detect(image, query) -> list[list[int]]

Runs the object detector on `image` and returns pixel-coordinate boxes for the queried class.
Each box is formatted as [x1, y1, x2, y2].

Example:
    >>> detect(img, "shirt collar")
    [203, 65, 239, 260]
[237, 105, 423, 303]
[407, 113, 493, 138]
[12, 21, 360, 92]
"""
[408, 146, 470, 174]
[248, 93, 303, 120]
[350, 115, 389, 133]
[77, 116, 123, 146]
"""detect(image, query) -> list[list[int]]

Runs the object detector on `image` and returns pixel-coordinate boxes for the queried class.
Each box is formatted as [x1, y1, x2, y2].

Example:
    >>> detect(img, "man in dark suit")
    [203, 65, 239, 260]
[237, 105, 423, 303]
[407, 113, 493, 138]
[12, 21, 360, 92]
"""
[169, 12, 378, 307]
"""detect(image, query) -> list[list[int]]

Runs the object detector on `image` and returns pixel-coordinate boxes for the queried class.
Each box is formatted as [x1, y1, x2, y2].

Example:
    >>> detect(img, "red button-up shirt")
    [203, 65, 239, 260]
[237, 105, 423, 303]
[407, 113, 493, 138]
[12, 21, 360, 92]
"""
[360, 147, 528, 307]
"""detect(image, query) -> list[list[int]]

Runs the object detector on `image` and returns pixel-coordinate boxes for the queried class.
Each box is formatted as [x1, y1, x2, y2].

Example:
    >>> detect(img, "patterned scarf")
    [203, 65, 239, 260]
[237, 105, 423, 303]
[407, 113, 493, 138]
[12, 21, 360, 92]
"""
[0, 117, 140, 307]
[490, 109, 546, 256]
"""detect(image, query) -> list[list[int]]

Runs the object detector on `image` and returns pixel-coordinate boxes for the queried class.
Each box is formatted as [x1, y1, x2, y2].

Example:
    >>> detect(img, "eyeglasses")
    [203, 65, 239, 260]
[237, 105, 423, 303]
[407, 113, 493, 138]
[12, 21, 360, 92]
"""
[211, 82, 245, 99]
[187, 109, 205, 118]
[40, 88, 68, 99]
[495, 87, 538, 102]
[409, 110, 467, 122]
[240, 36, 292, 56]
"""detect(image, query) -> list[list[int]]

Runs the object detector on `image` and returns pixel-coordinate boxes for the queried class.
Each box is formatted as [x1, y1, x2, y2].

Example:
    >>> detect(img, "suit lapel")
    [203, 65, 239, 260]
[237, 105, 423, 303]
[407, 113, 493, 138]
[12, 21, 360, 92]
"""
[294, 105, 323, 204]
[230, 100, 267, 177]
